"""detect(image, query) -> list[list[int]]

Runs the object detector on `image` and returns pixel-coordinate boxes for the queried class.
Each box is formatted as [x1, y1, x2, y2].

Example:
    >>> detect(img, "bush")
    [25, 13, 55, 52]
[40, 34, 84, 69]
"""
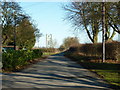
[34, 48, 57, 53]
[2, 49, 43, 71]
[68, 42, 120, 60]
[118, 44, 120, 61]
[68, 46, 79, 52]
[32, 49, 43, 58]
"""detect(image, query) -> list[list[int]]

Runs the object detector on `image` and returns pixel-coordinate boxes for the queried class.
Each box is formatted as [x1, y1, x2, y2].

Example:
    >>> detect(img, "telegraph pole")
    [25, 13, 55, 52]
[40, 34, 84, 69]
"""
[38, 39, 39, 48]
[13, 17, 16, 50]
[102, 1, 106, 62]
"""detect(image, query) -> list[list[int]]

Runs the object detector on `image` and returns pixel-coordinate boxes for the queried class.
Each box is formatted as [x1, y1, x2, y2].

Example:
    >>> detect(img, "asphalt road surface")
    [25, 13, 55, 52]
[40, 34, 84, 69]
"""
[2, 53, 113, 89]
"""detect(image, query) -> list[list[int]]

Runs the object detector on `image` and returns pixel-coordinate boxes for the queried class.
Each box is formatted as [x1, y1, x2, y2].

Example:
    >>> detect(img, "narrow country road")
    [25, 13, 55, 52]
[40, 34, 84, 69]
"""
[2, 53, 113, 89]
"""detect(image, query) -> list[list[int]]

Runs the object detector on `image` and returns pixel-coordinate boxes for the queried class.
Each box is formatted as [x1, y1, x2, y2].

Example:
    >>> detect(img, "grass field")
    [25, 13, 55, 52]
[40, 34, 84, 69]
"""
[43, 52, 57, 56]
[65, 52, 120, 87]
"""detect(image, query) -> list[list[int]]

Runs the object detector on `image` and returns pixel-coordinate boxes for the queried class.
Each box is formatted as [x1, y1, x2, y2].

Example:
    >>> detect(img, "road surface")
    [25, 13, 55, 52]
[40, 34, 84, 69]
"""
[2, 53, 113, 89]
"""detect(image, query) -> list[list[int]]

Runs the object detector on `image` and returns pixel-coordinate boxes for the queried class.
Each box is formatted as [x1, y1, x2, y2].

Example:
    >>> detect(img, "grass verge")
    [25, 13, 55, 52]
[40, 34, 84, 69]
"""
[43, 52, 57, 56]
[64, 51, 120, 89]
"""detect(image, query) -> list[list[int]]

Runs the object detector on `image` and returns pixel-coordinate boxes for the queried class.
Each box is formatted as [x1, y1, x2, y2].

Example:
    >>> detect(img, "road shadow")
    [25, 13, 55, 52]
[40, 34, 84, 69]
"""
[2, 52, 115, 89]
[2, 72, 111, 89]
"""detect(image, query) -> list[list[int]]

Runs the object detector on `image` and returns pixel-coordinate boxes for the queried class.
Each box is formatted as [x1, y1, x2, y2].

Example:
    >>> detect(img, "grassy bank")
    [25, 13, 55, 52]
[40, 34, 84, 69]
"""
[64, 52, 120, 88]
[43, 52, 58, 56]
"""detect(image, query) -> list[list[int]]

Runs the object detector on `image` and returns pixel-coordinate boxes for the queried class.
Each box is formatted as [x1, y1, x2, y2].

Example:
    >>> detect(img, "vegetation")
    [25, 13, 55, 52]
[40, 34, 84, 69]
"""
[65, 52, 120, 87]
[1, 2, 41, 49]
[59, 45, 66, 51]
[43, 52, 57, 56]
[63, 2, 120, 87]
[34, 48, 58, 53]
[2, 49, 43, 71]
[63, 2, 120, 43]
[68, 42, 120, 61]
[60, 37, 79, 50]
[1, 2, 120, 88]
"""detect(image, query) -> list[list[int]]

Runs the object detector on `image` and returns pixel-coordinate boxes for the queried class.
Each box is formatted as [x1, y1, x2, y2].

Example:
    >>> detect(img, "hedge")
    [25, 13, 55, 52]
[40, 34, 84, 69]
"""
[2, 49, 43, 71]
[33, 48, 58, 53]
[68, 42, 120, 60]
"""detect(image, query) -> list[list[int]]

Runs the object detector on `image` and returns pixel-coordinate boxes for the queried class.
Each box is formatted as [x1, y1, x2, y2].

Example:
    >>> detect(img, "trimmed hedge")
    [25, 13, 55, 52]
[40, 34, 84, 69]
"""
[33, 48, 57, 53]
[2, 49, 43, 71]
[68, 42, 120, 60]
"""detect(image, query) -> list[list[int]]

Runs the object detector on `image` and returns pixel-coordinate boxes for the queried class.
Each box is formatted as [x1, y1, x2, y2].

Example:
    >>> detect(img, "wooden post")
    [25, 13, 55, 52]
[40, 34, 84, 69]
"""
[13, 23, 16, 50]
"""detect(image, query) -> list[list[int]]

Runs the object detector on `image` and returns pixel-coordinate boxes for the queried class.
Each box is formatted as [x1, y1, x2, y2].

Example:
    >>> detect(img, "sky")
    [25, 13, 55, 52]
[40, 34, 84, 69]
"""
[19, 2, 119, 48]
[19, 2, 88, 48]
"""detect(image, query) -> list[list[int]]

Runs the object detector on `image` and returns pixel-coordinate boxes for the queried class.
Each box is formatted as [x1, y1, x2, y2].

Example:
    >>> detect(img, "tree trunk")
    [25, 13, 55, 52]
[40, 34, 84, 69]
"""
[93, 21, 98, 43]
[84, 24, 94, 43]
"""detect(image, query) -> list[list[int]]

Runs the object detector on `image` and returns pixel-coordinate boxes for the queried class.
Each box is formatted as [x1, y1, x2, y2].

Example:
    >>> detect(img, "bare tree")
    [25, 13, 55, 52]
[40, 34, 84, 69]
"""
[63, 37, 79, 49]
[63, 2, 119, 43]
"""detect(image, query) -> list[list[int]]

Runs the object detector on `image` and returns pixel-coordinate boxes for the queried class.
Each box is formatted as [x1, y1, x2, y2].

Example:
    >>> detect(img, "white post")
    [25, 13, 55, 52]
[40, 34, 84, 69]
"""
[102, 0, 106, 62]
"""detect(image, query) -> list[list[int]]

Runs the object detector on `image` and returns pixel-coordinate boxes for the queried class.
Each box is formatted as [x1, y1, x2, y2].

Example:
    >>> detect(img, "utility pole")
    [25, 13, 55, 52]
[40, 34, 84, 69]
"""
[13, 26, 16, 50]
[13, 16, 16, 50]
[38, 39, 39, 48]
[102, 1, 106, 62]
[46, 34, 48, 48]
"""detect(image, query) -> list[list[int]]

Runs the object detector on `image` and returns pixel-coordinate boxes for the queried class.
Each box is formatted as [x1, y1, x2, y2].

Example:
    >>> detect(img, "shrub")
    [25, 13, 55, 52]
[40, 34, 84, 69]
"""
[79, 43, 102, 57]
[68, 42, 120, 60]
[2, 49, 43, 71]
[68, 46, 79, 52]
[33, 48, 57, 53]
[32, 49, 43, 58]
